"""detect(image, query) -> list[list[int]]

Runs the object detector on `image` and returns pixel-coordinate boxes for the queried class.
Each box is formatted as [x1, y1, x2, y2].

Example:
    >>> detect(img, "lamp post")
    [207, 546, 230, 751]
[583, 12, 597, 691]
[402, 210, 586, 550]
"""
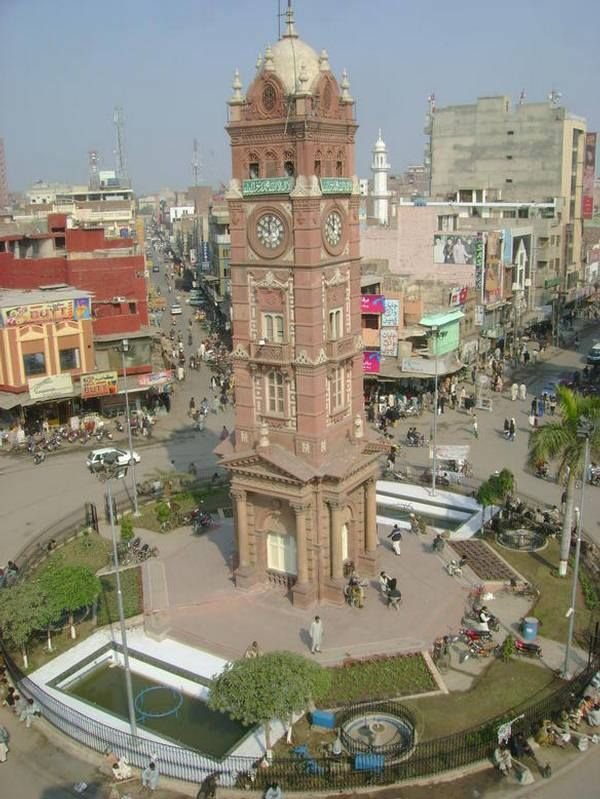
[89, 456, 138, 735]
[562, 417, 594, 679]
[120, 339, 139, 516]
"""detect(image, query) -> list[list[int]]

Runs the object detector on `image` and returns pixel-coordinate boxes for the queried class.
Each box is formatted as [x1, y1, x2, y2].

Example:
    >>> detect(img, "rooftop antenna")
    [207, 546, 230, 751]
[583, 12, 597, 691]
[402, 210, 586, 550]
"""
[278, 0, 293, 40]
[548, 88, 562, 107]
[113, 105, 129, 185]
[518, 89, 527, 105]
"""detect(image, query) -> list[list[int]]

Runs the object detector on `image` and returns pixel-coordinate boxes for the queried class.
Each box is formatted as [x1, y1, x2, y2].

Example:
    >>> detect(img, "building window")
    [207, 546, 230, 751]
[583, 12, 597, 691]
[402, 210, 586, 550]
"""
[506, 155, 513, 160]
[507, 130, 515, 135]
[505, 178, 513, 184]
[249, 162, 260, 179]
[265, 151, 278, 178]
[262, 313, 284, 343]
[284, 161, 295, 177]
[328, 308, 343, 340]
[267, 532, 297, 575]
[23, 352, 46, 376]
[266, 371, 285, 414]
[314, 160, 321, 177]
[59, 348, 80, 371]
[336, 161, 343, 177]
[128, 302, 136, 314]
[330, 366, 345, 412]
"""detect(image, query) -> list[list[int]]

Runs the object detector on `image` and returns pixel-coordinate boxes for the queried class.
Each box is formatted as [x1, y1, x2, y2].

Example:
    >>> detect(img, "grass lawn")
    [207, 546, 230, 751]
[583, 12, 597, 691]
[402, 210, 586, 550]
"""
[489, 537, 594, 644]
[404, 658, 561, 740]
[10, 618, 99, 673]
[318, 652, 436, 708]
[97, 566, 143, 626]
[133, 484, 232, 532]
[28, 533, 111, 580]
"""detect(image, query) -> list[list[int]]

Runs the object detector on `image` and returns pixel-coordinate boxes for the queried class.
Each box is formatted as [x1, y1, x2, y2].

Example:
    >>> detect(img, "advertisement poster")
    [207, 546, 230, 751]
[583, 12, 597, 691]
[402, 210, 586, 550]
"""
[381, 298, 400, 327]
[380, 328, 398, 357]
[502, 229, 513, 265]
[81, 371, 119, 398]
[449, 287, 468, 306]
[363, 351, 381, 373]
[582, 132, 597, 219]
[433, 234, 482, 265]
[0, 297, 90, 327]
[474, 237, 484, 295]
[484, 231, 502, 304]
[361, 294, 386, 314]
[475, 306, 484, 326]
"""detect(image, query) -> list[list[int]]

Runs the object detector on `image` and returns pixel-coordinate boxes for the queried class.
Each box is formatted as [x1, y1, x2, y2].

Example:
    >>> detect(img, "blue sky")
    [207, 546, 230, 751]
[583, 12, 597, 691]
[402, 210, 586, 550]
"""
[1, 0, 598, 194]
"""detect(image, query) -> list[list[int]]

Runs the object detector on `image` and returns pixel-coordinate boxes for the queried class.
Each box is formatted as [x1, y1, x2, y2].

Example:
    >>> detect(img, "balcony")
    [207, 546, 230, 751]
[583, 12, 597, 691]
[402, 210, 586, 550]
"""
[249, 341, 291, 365]
[325, 334, 356, 360]
[214, 233, 231, 245]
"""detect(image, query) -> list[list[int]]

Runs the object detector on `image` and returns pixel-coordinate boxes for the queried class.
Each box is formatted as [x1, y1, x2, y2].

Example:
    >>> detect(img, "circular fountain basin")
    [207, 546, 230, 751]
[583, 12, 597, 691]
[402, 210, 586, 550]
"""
[496, 528, 547, 552]
[339, 704, 416, 759]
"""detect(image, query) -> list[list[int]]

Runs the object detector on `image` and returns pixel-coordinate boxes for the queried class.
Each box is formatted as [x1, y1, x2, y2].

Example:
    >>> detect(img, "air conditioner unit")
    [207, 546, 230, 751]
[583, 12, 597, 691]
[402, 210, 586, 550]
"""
[524, 278, 532, 287]
[112, 296, 126, 303]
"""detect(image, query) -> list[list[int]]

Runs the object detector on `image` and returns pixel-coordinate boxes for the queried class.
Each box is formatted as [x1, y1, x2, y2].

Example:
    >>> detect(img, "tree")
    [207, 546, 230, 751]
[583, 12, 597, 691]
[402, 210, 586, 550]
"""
[0, 581, 48, 668]
[40, 565, 101, 639]
[208, 651, 331, 751]
[528, 386, 600, 576]
[476, 469, 515, 520]
[120, 514, 134, 543]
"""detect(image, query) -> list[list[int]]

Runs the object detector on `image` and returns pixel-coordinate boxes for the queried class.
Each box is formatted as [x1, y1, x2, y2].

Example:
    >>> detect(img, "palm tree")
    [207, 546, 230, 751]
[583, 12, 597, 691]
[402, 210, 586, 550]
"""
[528, 386, 600, 576]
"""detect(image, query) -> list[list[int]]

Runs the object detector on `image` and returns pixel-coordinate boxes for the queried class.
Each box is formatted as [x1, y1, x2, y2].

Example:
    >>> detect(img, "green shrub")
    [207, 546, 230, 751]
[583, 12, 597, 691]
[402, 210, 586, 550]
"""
[500, 635, 516, 663]
[120, 515, 134, 543]
[155, 502, 171, 525]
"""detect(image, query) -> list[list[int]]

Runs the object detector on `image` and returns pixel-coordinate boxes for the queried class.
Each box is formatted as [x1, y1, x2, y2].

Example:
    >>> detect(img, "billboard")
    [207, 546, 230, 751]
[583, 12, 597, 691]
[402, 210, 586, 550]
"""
[582, 132, 597, 219]
[363, 351, 381, 373]
[0, 297, 91, 327]
[81, 371, 119, 398]
[361, 294, 386, 314]
[381, 298, 400, 327]
[380, 328, 398, 357]
[502, 229, 513, 264]
[512, 233, 531, 288]
[433, 234, 482, 265]
[484, 231, 503, 304]
[474, 237, 485, 296]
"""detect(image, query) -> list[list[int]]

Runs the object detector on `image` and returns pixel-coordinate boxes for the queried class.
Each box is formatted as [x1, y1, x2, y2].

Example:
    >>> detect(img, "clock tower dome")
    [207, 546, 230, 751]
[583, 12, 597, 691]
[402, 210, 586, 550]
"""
[218, 4, 380, 607]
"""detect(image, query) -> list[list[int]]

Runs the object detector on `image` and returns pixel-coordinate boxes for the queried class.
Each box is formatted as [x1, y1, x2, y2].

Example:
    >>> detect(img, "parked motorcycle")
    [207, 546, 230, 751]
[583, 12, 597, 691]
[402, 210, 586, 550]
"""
[463, 608, 500, 633]
[32, 449, 46, 465]
[115, 419, 124, 433]
[514, 638, 542, 658]
[460, 626, 493, 643]
[192, 513, 213, 534]
[445, 557, 467, 578]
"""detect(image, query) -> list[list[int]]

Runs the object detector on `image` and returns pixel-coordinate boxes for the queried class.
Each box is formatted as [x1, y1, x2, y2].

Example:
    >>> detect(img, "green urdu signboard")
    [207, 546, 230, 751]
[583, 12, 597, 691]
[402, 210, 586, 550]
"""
[242, 178, 294, 196]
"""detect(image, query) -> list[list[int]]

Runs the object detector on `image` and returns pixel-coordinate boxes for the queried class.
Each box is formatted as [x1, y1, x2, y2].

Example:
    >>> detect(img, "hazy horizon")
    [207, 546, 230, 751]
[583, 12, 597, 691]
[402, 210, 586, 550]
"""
[1, 0, 598, 195]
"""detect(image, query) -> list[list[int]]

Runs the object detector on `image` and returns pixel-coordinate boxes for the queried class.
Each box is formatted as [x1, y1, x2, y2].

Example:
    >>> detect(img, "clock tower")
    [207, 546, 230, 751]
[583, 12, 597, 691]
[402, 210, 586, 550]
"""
[218, 4, 381, 607]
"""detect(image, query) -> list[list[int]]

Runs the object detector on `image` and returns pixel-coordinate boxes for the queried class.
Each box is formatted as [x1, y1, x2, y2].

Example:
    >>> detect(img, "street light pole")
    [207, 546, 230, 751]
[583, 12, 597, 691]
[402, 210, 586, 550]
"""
[121, 340, 139, 516]
[432, 326, 438, 497]
[106, 476, 138, 736]
[562, 418, 593, 679]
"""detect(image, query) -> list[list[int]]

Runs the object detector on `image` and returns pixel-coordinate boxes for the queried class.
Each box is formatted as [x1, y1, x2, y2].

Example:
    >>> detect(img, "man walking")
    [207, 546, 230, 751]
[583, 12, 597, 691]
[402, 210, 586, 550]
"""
[472, 414, 479, 439]
[309, 616, 323, 654]
[141, 759, 159, 791]
[388, 523, 402, 556]
[0, 724, 8, 763]
[509, 417, 516, 442]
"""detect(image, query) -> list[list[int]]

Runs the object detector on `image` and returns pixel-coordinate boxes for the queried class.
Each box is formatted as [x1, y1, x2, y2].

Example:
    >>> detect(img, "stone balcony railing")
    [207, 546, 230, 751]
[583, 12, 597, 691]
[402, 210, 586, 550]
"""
[249, 341, 292, 364]
[325, 334, 356, 360]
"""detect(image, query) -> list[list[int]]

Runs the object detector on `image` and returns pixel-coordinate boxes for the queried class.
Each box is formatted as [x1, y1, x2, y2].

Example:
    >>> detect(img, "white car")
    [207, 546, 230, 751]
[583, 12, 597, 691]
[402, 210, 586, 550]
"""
[86, 447, 141, 471]
[170, 303, 183, 315]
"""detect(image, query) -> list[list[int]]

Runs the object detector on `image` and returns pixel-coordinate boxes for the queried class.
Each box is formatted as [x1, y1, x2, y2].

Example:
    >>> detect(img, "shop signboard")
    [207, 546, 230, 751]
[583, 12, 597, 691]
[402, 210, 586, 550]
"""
[381, 298, 400, 327]
[484, 231, 502, 304]
[474, 236, 484, 296]
[361, 294, 386, 314]
[502, 229, 513, 265]
[400, 357, 434, 375]
[582, 133, 597, 219]
[474, 306, 484, 326]
[0, 296, 91, 327]
[81, 371, 119, 398]
[28, 374, 74, 401]
[363, 351, 381, 373]
[380, 328, 398, 357]
[138, 370, 174, 387]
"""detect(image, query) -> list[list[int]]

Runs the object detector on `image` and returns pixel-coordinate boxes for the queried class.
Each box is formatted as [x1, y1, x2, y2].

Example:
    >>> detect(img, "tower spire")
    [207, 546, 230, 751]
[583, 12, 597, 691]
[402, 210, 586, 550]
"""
[282, 0, 298, 38]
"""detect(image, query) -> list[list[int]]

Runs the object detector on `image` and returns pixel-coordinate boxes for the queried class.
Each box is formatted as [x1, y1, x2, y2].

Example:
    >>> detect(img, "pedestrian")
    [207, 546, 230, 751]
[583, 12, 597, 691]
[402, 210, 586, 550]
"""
[141, 760, 160, 791]
[212, 396, 219, 414]
[459, 387, 466, 410]
[19, 697, 40, 728]
[511, 382, 518, 402]
[196, 773, 218, 799]
[523, 349, 530, 366]
[519, 383, 527, 401]
[189, 397, 196, 417]
[244, 641, 262, 658]
[509, 417, 516, 442]
[503, 418, 510, 439]
[472, 414, 479, 439]
[531, 397, 537, 415]
[309, 615, 323, 654]
[549, 396, 557, 416]
[264, 783, 283, 799]
[388, 523, 402, 556]
[471, 366, 477, 385]
[0, 724, 8, 763]
[561, 489, 568, 515]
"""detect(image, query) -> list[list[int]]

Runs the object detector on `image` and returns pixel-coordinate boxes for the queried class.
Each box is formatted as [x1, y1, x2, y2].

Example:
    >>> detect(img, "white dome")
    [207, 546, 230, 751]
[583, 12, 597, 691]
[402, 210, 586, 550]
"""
[374, 129, 387, 152]
[269, 35, 321, 96]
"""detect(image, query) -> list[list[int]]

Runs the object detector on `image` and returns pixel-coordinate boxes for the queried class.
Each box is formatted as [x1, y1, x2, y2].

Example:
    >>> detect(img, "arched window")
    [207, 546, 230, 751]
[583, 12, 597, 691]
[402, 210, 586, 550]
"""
[266, 371, 285, 414]
[314, 150, 322, 177]
[283, 150, 296, 177]
[265, 150, 279, 178]
[267, 531, 297, 575]
[336, 149, 345, 177]
[248, 151, 260, 179]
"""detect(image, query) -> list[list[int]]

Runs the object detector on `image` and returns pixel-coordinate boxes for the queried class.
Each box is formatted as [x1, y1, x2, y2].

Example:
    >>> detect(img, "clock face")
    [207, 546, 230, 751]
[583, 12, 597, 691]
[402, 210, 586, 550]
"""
[324, 210, 343, 247]
[256, 213, 285, 250]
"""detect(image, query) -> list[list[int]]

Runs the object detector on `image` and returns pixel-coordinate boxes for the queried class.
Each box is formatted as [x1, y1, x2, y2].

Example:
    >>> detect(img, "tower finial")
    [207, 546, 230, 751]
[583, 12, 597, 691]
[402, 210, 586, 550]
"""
[283, 1, 298, 38]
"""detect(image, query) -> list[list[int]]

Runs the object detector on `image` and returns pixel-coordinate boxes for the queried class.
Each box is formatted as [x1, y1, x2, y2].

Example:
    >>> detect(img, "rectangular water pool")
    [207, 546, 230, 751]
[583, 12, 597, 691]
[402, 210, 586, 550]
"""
[64, 663, 251, 758]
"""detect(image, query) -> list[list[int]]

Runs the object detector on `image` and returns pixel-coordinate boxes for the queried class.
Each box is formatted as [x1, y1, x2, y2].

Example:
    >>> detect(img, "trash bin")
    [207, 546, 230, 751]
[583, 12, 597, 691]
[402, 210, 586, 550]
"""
[521, 617, 539, 641]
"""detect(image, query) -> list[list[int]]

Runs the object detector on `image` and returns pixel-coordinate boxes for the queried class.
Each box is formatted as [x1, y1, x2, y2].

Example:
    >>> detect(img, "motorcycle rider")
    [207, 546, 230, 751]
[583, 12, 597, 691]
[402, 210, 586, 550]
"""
[477, 606, 491, 632]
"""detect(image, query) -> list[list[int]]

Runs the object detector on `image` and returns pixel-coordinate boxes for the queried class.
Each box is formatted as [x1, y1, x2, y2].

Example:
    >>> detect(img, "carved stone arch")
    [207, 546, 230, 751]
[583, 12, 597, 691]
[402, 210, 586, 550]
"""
[283, 148, 296, 177]
[314, 148, 323, 177]
[245, 150, 262, 179]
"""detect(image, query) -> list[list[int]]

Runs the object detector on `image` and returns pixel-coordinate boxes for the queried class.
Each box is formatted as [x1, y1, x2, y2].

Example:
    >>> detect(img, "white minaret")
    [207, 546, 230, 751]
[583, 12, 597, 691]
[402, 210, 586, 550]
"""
[371, 129, 391, 225]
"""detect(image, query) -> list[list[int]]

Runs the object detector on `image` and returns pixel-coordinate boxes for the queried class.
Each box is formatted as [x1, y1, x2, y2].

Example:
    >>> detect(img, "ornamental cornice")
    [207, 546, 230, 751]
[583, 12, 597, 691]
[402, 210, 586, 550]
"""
[225, 179, 243, 200]
[252, 270, 290, 291]
[290, 175, 322, 199]
[324, 267, 347, 288]
[231, 344, 250, 360]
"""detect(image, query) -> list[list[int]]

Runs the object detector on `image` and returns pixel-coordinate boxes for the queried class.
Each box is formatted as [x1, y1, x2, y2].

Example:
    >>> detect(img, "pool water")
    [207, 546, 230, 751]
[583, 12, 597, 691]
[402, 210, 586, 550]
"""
[376, 505, 462, 532]
[66, 663, 251, 758]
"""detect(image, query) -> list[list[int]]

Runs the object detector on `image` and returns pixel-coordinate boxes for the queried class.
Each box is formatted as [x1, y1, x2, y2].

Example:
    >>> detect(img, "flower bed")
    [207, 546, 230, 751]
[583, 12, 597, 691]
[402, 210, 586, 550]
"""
[318, 652, 436, 707]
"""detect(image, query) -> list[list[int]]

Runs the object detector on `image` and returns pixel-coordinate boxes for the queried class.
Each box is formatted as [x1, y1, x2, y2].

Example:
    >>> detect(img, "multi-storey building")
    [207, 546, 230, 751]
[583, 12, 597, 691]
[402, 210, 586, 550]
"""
[430, 96, 588, 302]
